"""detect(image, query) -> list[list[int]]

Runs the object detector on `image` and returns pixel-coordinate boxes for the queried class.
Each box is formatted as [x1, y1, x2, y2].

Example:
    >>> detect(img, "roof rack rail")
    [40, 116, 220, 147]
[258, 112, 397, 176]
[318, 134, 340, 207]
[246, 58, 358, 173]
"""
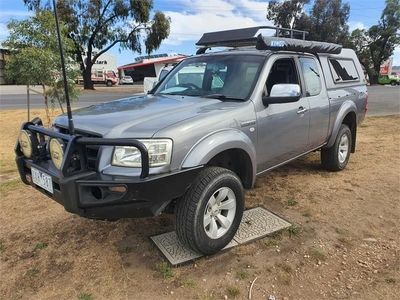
[195, 26, 342, 55]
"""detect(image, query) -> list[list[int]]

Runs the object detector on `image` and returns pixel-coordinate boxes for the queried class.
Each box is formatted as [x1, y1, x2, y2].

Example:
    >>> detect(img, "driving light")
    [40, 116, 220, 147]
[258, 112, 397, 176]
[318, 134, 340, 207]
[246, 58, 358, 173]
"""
[19, 130, 38, 158]
[112, 139, 172, 168]
[49, 138, 65, 170]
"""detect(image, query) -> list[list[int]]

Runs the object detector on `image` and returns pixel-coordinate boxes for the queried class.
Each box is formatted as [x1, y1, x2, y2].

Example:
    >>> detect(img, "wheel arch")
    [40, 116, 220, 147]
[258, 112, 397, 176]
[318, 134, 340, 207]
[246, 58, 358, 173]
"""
[181, 129, 256, 189]
[326, 102, 357, 152]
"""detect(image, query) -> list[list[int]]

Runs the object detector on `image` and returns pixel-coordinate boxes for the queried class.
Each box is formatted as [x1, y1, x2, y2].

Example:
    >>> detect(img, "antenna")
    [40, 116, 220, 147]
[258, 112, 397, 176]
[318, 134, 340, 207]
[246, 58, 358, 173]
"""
[53, 0, 74, 135]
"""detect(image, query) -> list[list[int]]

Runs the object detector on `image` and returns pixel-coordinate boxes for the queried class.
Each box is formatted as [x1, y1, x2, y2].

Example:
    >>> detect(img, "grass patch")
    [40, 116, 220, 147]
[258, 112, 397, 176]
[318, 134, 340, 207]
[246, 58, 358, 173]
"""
[336, 228, 345, 234]
[118, 246, 133, 254]
[156, 262, 173, 279]
[26, 268, 40, 277]
[236, 270, 249, 280]
[78, 294, 93, 300]
[277, 262, 293, 274]
[284, 225, 301, 237]
[0, 179, 22, 195]
[386, 278, 396, 284]
[287, 198, 298, 206]
[227, 285, 241, 298]
[277, 272, 291, 285]
[34, 242, 48, 251]
[263, 238, 279, 247]
[0, 241, 6, 252]
[182, 278, 196, 288]
[311, 249, 326, 261]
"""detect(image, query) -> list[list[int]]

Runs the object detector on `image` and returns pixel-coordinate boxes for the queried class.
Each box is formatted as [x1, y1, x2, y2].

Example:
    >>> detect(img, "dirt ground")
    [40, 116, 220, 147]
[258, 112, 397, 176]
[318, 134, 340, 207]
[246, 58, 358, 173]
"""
[0, 109, 399, 300]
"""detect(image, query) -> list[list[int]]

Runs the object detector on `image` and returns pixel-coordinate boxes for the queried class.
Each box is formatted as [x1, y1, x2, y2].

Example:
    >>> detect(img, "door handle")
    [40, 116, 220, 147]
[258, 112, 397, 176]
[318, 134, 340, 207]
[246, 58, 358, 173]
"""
[297, 107, 308, 115]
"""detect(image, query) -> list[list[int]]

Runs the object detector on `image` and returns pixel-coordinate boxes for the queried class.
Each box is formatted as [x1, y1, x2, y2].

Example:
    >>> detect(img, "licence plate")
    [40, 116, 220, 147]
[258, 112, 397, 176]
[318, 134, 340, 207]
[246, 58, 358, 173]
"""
[31, 167, 53, 194]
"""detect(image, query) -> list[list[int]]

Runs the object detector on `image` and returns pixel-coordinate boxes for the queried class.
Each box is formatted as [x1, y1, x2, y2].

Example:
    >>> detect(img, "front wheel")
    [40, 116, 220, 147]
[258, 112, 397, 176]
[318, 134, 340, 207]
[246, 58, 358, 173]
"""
[174, 167, 244, 255]
[321, 124, 352, 171]
[106, 80, 112, 87]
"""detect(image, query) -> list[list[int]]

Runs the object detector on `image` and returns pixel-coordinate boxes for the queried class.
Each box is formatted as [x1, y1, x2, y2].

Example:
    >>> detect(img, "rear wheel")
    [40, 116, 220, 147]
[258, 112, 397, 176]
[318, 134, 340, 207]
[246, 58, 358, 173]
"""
[321, 124, 352, 171]
[174, 167, 244, 255]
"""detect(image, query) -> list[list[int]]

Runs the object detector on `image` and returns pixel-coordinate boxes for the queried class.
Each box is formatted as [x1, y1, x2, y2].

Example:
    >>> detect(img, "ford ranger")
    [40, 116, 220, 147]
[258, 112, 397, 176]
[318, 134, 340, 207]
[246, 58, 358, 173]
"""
[15, 26, 368, 255]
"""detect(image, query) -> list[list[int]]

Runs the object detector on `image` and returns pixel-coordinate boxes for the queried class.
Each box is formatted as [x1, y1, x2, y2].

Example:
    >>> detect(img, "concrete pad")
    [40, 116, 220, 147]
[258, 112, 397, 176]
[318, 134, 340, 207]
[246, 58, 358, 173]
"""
[151, 207, 291, 265]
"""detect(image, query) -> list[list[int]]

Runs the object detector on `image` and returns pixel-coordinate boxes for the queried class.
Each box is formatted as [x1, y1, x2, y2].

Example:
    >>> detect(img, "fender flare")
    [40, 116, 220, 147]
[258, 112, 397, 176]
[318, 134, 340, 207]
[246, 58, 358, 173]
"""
[181, 129, 257, 186]
[326, 100, 357, 148]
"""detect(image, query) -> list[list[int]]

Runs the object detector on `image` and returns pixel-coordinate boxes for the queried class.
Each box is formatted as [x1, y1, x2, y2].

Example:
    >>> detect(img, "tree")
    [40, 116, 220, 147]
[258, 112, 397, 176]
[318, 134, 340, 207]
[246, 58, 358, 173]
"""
[3, 10, 80, 126]
[267, 0, 310, 29]
[266, 0, 350, 45]
[346, 0, 400, 84]
[24, 0, 171, 90]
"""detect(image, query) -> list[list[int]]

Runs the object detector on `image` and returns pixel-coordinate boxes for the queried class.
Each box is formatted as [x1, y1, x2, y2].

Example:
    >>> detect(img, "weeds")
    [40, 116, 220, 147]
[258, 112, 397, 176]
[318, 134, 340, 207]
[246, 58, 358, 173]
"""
[277, 272, 291, 285]
[311, 249, 326, 261]
[277, 262, 293, 274]
[26, 268, 39, 277]
[236, 270, 249, 280]
[182, 278, 196, 288]
[34, 242, 48, 251]
[386, 278, 396, 284]
[0, 241, 6, 252]
[156, 262, 173, 279]
[227, 285, 241, 298]
[78, 294, 93, 300]
[118, 246, 133, 254]
[285, 225, 300, 237]
[287, 198, 298, 206]
[198, 295, 216, 300]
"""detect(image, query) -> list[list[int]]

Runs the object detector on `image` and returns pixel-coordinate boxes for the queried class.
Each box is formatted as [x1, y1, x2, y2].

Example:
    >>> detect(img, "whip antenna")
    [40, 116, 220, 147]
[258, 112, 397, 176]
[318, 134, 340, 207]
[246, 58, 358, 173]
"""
[53, 0, 74, 135]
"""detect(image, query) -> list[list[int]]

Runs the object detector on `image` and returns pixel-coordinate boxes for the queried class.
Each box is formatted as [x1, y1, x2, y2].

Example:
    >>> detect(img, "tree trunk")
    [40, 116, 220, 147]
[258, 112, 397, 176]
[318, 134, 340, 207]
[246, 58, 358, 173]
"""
[83, 67, 94, 90]
[42, 84, 51, 128]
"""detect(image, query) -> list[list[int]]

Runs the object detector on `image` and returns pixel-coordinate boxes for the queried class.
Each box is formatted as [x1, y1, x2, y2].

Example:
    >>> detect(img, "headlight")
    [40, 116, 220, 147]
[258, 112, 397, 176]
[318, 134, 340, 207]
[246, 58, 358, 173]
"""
[49, 138, 65, 170]
[112, 139, 172, 168]
[19, 130, 38, 158]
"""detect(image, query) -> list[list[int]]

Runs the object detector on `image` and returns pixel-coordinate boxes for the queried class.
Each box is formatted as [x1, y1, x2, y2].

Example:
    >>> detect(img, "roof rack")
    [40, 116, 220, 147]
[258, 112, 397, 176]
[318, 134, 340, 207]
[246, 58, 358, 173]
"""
[195, 26, 342, 55]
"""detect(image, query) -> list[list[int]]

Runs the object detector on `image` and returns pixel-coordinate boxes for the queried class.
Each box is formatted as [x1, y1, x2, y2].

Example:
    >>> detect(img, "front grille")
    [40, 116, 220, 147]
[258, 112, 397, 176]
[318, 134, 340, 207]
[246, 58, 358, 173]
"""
[55, 125, 101, 171]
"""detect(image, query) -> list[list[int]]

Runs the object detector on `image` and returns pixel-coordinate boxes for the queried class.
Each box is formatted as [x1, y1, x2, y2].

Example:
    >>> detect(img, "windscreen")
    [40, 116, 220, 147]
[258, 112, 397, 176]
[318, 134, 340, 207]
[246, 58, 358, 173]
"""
[153, 54, 265, 100]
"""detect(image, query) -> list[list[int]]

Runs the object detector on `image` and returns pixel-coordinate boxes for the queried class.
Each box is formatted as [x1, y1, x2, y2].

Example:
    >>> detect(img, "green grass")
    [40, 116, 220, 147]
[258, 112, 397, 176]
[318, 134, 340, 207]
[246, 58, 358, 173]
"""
[77, 294, 93, 300]
[284, 225, 301, 237]
[118, 246, 133, 254]
[227, 285, 241, 298]
[156, 262, 173, 279]
[287, 198, 298, 206]
[236, 270, 249, 280]
[34, 242, 48, 251]
[0, 241, 6, 252]
[26, 268, 40, 277]
[311, 249, 326, 261]
[0, 179, 22, 195]
[335, 228, 345, 234]
[386, 278, 396, 284]
[182, 278, 196, 288]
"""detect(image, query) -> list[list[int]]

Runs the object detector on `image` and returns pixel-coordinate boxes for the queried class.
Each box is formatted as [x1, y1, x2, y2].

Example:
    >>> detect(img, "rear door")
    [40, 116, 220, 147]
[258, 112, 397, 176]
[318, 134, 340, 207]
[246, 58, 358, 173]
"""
[298, 57, 330, 149]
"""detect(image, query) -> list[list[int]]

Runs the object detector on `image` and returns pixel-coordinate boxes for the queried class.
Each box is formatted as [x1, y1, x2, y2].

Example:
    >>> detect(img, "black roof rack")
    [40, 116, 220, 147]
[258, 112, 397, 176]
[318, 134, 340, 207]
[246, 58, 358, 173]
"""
[195, 26, 342, 55]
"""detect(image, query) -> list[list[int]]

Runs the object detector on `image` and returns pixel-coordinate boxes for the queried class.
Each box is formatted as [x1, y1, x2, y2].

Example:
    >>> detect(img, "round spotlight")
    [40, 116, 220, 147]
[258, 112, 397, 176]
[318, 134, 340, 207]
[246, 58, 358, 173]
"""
[19, 130, 38, 158]
[49, 138, 65, 170]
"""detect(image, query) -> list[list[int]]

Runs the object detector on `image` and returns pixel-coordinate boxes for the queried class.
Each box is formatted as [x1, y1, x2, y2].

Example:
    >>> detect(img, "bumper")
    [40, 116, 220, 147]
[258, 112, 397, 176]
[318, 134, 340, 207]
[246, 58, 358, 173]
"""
[16, 155, 202, 219]
[15, 120, 202, 219]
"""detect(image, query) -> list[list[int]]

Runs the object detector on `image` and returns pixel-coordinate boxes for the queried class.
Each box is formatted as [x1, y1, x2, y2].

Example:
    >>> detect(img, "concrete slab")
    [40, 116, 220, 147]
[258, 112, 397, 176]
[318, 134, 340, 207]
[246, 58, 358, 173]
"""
[151, 207, 291, 265]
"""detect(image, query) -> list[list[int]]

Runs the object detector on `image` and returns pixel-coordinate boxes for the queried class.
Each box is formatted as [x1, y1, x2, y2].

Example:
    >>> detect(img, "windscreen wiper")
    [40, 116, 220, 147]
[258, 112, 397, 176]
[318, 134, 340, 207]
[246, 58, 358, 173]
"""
[202, 94, 243, 101]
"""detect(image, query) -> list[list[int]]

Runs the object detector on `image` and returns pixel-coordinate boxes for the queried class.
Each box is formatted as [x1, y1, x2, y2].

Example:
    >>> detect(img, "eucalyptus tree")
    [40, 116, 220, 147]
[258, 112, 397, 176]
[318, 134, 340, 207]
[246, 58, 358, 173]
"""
[24, 0, 171, 89]
[3, 10, 80, 126]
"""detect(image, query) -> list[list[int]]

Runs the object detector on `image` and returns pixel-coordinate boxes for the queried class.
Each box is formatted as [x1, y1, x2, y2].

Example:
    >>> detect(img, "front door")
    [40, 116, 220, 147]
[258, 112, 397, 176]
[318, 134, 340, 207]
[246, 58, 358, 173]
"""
[256, 57, 310, 172]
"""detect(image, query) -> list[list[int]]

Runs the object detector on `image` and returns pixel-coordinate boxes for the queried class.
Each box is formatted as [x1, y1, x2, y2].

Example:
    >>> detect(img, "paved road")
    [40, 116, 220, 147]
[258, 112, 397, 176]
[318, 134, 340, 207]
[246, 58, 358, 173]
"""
[0, 85, 398, 116]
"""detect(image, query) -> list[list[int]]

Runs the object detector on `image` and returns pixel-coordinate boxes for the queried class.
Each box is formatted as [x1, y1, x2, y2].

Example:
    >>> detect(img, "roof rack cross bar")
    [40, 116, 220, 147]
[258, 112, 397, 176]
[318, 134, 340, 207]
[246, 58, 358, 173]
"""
[195, 26, 341, 55]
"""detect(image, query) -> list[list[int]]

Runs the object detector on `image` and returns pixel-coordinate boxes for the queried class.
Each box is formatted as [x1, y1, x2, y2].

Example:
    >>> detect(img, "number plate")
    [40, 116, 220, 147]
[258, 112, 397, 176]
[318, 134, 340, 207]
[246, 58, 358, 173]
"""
[31, 167, 53, 194]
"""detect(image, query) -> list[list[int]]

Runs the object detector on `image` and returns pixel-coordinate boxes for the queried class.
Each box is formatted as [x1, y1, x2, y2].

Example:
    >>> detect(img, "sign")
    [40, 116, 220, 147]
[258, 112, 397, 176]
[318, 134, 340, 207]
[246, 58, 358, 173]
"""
[380, 57, 393, 75]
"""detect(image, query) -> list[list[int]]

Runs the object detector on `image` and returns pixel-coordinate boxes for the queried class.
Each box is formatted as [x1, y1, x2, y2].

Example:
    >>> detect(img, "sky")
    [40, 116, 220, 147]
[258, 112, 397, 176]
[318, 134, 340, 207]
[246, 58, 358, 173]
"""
[0, 0, 399, 67]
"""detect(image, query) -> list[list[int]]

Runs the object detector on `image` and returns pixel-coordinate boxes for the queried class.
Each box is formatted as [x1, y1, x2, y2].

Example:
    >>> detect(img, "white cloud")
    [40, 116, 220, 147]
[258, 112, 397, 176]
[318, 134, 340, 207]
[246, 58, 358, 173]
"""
[349, 21, 365, 32]
[0, 23, 9, 39]
[162, 0, 272, 46]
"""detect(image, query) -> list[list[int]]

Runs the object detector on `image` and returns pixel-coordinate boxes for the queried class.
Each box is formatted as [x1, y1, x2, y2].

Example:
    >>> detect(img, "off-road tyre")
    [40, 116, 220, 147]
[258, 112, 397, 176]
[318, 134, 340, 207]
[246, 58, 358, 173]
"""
[174, 167, 244, 255]
[321, 124, 352, 171]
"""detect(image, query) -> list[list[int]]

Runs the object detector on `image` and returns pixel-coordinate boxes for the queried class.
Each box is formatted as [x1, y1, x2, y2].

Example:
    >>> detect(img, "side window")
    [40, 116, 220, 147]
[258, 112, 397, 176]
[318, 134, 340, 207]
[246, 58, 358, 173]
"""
[328, 58, 359, 82]
[265, 58, 299, 95]
[299, 57, 321, 97]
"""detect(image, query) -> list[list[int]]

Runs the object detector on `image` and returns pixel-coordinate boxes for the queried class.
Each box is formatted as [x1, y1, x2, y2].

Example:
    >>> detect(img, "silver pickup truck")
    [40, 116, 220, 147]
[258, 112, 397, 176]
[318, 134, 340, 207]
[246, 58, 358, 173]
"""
[15, 26, 368, 255]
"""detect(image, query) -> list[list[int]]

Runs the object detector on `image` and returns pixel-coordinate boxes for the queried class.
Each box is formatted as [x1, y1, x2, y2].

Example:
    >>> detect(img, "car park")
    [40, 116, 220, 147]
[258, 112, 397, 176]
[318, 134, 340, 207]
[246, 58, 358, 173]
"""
[15, 26, 368, 255]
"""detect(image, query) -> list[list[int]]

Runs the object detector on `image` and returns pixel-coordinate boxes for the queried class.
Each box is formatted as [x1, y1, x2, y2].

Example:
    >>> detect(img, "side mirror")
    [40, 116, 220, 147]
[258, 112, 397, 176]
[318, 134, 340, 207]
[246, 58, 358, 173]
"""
[262, 84, 301, 105]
